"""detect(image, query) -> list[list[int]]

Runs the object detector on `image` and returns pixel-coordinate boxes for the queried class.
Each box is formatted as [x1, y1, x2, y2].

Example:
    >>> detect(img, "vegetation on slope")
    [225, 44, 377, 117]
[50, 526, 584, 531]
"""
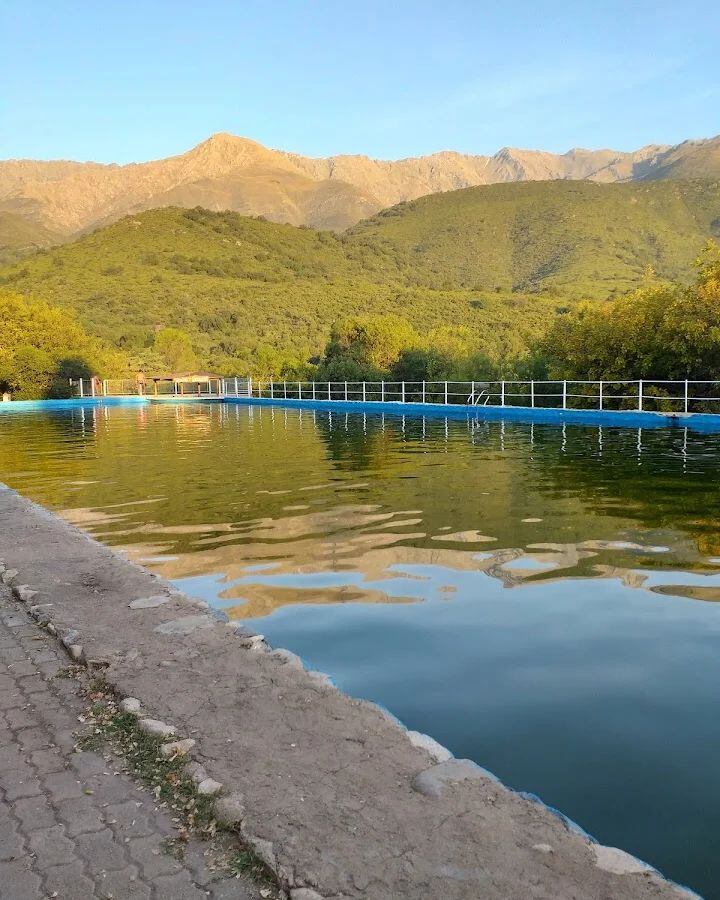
[1, 179, 719, 396]
[0, 212, 63, 265]
[349, 179, 720, 297]
[541, 244, 720, 381]
[0, 206, 561, 375]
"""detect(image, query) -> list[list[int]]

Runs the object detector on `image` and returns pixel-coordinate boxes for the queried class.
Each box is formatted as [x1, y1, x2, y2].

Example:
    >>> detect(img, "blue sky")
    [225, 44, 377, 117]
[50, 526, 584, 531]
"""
[1, 0, 718, 163]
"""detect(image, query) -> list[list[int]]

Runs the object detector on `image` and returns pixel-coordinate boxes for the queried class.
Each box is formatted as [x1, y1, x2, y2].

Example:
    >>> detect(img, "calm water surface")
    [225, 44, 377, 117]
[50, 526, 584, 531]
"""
[2, 402, 720, 897]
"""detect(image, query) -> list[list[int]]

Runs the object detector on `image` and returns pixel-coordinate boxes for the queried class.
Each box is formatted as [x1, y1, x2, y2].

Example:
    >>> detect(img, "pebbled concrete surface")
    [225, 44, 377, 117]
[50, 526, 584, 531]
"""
[0, 583, 259, 900]
[0, 483, 700, 899]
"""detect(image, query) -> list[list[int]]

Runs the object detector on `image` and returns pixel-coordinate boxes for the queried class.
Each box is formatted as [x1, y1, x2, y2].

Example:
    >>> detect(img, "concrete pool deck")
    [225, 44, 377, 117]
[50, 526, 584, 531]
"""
[0, 483, 700, 899]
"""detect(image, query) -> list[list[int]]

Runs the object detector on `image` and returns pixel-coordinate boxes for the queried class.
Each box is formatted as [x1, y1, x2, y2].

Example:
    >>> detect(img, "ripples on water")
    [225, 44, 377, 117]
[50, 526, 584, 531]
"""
[2, 402, 720, 897]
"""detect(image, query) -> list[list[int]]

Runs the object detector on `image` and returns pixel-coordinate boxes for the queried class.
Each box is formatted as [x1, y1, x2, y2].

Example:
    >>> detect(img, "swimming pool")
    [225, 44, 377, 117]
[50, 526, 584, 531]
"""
[2, 401, 718, 897]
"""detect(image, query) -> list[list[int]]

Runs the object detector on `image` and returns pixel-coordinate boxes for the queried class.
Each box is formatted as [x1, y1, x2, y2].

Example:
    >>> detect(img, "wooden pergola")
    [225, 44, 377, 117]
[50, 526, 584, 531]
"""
[141, 372, 222, 396]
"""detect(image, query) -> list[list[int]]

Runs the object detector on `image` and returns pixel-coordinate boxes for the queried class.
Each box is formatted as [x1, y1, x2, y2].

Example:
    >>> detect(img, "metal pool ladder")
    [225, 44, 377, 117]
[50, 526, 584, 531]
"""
[467, 385, 491, 406]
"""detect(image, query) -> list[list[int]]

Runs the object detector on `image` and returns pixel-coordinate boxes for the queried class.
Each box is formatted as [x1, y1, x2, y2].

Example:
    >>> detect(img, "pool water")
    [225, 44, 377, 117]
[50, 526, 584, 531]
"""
[2, 401, 719, 897]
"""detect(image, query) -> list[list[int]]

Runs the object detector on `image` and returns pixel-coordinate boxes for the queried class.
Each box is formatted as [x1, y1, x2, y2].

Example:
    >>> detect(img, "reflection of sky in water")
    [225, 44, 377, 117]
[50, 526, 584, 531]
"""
[2, 402, 720, 898]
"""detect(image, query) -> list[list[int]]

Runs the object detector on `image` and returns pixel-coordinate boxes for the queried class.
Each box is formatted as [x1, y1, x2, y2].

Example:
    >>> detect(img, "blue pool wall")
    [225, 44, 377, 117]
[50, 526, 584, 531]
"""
[228, 396, 720, 432]
[3, 394, 720, 432]
[0, 396, 148, 414]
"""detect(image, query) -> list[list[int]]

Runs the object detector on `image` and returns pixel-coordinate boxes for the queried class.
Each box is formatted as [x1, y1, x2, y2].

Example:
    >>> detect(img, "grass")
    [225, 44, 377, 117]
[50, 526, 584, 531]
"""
[77, 678, 279, 893]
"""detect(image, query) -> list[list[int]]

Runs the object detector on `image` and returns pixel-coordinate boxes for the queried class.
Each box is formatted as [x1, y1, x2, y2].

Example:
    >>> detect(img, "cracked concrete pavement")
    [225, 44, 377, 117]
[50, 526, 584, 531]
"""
[0, 483, 701, 899]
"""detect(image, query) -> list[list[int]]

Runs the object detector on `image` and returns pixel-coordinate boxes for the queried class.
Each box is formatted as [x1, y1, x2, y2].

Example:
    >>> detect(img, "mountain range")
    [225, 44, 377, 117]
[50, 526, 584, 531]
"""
[1, 132, 719, 242]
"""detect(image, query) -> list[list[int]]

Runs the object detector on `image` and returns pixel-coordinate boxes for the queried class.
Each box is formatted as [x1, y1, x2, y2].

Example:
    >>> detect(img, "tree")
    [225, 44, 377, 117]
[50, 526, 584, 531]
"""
[540, 244, 720, 380]
[0, 290, 128, 398]
[153, 328, 197, 372]
[390, 348, 455, 382]
[324, 315, 420, 370]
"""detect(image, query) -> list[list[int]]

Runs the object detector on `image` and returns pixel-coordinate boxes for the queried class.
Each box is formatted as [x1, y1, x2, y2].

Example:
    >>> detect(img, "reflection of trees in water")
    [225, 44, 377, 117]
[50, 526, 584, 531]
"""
[314, 409, 400, 472]
[5, 404, 720, 615]
[527, 423, 720, 563]
[0, 404, 105, 503]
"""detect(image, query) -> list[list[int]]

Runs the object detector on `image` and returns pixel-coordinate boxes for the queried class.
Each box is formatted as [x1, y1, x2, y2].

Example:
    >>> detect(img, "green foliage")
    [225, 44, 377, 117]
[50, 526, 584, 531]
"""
[153, 327, 197, 372]
[0, 206, 569, 376]
[324, 315, 420, 369]
[348, 179, 720, 298]
[316, 314, 528, 383]
[541, 244, 720, 379]
[2, 187, 719, 391]
[0, 290, 127, 398]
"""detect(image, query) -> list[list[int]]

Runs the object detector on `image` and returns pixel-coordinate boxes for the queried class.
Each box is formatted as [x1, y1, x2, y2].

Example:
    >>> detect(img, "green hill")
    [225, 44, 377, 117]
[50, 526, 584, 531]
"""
[1, 178, 718, 373]
[0, 207, 559, 372]
[348, 179, 720, 297]
[0, 212, 63, 266]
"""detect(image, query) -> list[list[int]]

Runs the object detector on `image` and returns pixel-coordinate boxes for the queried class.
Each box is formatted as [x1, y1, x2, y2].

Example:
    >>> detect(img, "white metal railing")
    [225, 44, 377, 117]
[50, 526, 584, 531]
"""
[231, 378, 720, 415]
[68, 377, 720, 415]
[69, 377, 226, 398]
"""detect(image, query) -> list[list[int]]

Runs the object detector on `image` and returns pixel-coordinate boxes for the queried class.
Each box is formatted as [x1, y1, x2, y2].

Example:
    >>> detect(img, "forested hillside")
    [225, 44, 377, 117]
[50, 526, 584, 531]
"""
[350, 179, 720, 297]
[0, 206, 561, 374]
[1, 177, 718, 383]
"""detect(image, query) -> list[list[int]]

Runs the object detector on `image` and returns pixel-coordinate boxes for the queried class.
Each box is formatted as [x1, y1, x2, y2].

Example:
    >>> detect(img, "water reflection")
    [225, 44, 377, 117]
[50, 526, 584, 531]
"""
[2, 403, 720, 896]
[5, 403, 720, 611]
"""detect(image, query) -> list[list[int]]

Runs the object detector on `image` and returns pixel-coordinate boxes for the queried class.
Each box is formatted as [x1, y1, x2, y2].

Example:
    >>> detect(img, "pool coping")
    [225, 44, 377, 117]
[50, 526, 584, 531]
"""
[0, 482, 699, 899]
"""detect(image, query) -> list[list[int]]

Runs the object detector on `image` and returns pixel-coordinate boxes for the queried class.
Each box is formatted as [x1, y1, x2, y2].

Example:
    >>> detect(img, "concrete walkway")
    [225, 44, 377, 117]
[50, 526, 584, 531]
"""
[0, 585, 259, 900]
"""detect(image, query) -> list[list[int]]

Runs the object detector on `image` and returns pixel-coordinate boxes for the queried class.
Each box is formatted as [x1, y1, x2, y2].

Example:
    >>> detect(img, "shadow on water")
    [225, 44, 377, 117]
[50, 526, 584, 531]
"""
[1, 402, 720, 897]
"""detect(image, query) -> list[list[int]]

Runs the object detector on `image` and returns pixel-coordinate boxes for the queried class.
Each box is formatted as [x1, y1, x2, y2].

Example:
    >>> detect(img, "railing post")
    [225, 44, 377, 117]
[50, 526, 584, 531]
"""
[283, 380, 287, 399]
[103, 380, 108, 397]
[422, 381, 426, 403]
[269, 379, 274, 399]
[638, 379, 643, 412]
[444, 382, 448, 405]
[90, 378, 96, 398]
[684, 379, 688, 414]
[312, 381, 316, 400]
[562, 380, 567, 409]
[501, 381, 505, 406]
[362, 382, 366, 402]
[248, 377, 253, 398]
[328, 382, 331, 401]
[599, 381, 603, 410]
[79, 379, 84, 398]
[530, 381, 534, 408]
[381, 381, 385, 403]
[344, 381, 348, 401]
[471, 380, 475, 404]
[401, 381, 405, 404]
